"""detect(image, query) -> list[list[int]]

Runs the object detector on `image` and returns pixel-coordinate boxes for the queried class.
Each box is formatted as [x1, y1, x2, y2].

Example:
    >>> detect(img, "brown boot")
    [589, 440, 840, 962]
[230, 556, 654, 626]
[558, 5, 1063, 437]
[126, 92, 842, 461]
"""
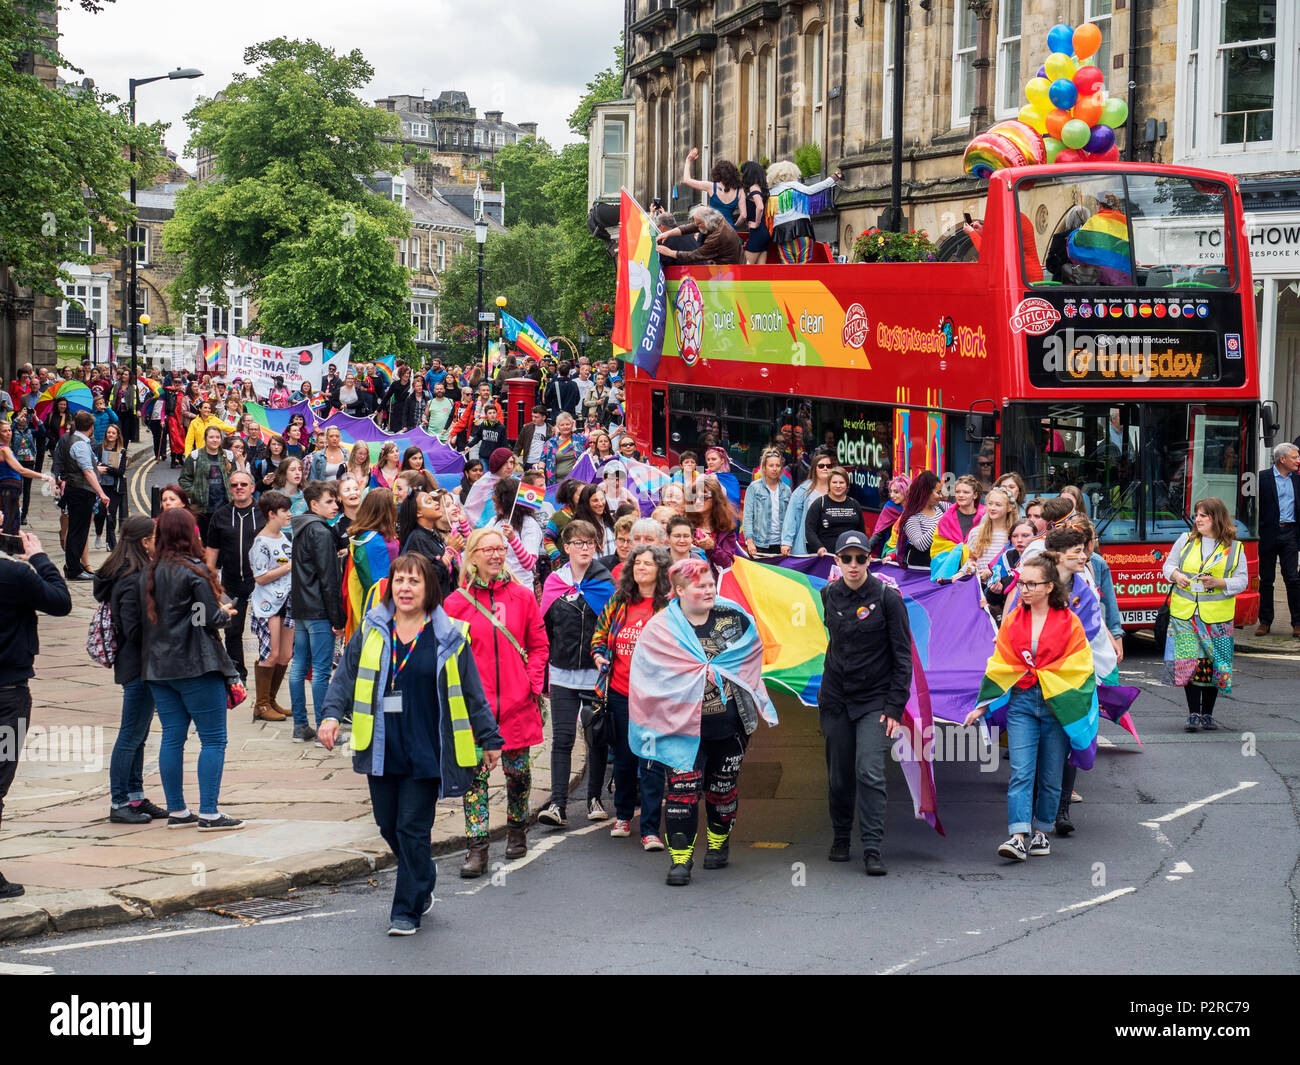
[459, 838, 489, 878]
[505, 824, 527, 860]
[268, 662, 291, 718]
[253, 664, 287, 722]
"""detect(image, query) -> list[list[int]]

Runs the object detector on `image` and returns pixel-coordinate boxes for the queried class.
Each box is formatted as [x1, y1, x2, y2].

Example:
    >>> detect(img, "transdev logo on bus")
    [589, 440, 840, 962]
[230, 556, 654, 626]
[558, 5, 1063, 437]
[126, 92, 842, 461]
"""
[1010, 297, 1061, 336]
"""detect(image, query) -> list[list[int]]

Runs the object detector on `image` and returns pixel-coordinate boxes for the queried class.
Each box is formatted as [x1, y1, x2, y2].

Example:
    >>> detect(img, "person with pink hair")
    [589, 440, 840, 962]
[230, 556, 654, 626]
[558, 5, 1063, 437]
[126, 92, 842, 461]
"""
[867, 475, 911, 558]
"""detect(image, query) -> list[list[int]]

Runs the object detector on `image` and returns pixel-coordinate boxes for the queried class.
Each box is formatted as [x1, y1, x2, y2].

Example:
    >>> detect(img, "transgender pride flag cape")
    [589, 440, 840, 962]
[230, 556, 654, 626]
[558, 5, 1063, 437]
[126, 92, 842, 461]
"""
[975, 605, 1099, 769]
[628, 597, 776, 771]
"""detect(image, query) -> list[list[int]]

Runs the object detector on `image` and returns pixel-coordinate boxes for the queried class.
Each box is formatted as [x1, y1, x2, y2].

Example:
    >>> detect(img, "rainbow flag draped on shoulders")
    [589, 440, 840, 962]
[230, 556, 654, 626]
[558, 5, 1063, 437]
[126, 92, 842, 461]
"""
[930, 504, 983, 581]
[611, 190, 667, 377]
[344, 531, 393, 641]
[628, 597, 776, 771]
[975, 605, 1099, 769]
[1068, 208, 1132, 286]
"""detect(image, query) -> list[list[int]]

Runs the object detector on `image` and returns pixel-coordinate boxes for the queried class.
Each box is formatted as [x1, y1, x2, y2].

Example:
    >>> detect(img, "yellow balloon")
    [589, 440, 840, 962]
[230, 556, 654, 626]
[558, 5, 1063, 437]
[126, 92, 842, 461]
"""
[1018, 104, 1048, 134]
[1025, 77, 1051, 109]
[1044, 52, 1077, 82]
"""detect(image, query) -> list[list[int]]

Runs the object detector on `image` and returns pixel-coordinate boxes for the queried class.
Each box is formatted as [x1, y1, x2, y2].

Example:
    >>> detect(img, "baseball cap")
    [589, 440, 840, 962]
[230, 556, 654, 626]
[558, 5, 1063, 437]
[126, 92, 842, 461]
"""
[834, 530, 870, 556]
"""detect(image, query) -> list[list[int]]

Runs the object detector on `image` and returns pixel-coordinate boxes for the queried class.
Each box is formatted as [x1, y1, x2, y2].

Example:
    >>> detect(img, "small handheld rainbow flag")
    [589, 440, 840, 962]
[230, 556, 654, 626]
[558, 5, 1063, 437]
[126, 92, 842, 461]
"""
[203, 339, 225, 373]
[514, 481, 545, 513]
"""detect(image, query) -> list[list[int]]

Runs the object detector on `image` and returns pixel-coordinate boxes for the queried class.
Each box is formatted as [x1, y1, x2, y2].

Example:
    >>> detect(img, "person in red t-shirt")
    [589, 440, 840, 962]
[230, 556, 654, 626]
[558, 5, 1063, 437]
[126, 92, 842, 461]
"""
[591, 544, 674, 849]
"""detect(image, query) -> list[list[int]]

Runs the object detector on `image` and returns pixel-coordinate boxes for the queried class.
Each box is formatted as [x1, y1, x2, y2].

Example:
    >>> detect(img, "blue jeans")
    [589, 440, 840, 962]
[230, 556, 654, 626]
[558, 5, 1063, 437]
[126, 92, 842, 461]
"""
[149, 673, 229, 816]
[638, 758, 665, 838]
[110, 678, 156, 808]
[368, 773, 439, 925]
[290, 618, 336, 727]
[1005, 682, 1070, 836]
[607, 690, 640, 821]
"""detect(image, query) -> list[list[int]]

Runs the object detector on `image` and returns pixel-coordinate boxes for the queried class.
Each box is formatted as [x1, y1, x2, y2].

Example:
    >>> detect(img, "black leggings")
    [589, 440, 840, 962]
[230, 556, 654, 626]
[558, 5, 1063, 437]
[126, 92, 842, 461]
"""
[94, 486, 125, 547]
[1184, 686, 1219, 717]
[663, 731, 746, 864]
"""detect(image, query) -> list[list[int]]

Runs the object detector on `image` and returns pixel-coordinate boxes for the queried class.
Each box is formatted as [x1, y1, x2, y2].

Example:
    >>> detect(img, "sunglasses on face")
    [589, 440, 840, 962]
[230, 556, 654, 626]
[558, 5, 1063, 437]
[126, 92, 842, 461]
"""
[837, 553, 869, 565]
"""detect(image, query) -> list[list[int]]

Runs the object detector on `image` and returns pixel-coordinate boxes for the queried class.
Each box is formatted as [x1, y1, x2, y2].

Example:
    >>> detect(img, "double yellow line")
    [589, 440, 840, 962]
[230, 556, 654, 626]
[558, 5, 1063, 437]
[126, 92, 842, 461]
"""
[127, 450, 158, 519]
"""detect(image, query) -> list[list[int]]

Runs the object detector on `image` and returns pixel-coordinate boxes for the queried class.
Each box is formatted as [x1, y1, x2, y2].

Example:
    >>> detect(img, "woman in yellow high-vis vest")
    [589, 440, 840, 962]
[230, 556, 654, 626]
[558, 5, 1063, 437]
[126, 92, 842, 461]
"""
[318, 552, 503, 937]
[1161, 498, 1248, 732]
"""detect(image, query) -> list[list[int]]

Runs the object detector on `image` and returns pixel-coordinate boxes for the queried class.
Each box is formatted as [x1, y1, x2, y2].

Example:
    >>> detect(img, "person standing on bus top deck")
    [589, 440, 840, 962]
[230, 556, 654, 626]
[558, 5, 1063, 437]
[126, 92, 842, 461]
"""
[805, 466, 866, 557]
[1255, 442, 1300, 638]
[819, 531, 912, 876]
[764, 160, 841, 265]
[656, 206, 743, 266]
[676, 148, 741, 230]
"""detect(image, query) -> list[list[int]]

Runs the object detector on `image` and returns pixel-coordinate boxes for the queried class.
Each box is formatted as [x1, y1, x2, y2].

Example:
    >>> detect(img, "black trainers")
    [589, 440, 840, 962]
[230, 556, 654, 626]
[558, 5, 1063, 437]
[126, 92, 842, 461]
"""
[828, 839, 850, 863]
[998, 835, 1028, 862]
[197, 814, 245, 832]
[864, 851, 888, 876]
[665, 859, 693, 886]
[703, 841, 729, 869]
[1055, 810, 1074, 836]
[109, 806, 151, 825]
[1199, 714, 1219, 731]
[1185, 714, 1201, 732]
[0, 871, 24, 899]
[536, 802, 566, 827]
[135, 798, 169, 820]
[292, 723, 316, 743]
[167, 812, 200, 829]
[1028, 831, 1051, 856]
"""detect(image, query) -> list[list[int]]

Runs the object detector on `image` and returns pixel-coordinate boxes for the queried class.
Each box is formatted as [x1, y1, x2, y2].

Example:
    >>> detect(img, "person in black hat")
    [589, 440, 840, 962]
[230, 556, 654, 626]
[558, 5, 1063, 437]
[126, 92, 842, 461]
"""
[817, 529, 913, 875]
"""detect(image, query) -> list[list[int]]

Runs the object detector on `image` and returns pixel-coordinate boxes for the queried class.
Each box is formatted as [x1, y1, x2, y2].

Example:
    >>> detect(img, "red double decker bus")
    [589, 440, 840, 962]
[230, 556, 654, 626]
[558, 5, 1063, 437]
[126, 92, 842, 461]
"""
[622, 163, 1266, 628]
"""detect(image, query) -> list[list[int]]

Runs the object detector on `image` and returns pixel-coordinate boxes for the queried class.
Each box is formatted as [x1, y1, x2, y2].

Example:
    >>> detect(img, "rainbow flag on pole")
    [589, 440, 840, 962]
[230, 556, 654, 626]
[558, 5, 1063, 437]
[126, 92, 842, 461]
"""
[203, 339, 225, 373]
[611, 189, 667, 377]
[502, 312, 548, 363]
[514, 481, 545, 513]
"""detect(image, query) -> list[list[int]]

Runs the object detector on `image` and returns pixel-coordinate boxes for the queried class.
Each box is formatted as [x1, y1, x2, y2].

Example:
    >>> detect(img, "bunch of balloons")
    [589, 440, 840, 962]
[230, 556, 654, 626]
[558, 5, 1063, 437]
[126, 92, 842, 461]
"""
[1018, 21, 1128, 163]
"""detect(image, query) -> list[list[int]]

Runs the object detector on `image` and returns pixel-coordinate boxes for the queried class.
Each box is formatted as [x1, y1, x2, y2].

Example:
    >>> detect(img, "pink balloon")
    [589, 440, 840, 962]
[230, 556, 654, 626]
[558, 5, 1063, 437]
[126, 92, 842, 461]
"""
[1055, 148, 1089, 164]
[1091, 144, 1120, 162]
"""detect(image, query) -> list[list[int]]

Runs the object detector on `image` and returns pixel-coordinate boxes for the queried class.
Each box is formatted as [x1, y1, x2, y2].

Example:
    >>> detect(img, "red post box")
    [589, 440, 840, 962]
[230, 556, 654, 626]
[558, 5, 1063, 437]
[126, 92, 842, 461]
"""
[505, 377, 538, 442]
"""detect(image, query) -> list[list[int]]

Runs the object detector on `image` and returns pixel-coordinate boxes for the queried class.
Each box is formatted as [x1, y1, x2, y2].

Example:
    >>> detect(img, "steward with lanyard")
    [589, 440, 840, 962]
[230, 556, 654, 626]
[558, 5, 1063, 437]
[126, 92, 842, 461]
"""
[318, 553, 502, 937]
[443, 527, 550, 876]
[1161, 497, 1248, 732]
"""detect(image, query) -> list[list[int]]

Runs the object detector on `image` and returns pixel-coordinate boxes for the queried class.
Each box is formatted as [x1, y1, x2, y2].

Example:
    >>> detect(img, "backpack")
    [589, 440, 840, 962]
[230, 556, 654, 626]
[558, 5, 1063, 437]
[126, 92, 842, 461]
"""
[87, 600, 117, 668]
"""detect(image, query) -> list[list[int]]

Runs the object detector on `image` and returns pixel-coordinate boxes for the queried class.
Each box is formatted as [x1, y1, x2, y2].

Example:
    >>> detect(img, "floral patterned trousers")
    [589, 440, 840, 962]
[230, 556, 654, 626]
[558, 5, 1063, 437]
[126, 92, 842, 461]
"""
[463, 748, 531, 839]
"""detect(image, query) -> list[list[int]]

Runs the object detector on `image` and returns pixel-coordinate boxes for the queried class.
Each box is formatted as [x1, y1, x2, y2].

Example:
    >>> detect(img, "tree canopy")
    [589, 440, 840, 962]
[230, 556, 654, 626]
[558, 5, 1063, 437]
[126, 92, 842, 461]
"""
[0, 0, 164, 296]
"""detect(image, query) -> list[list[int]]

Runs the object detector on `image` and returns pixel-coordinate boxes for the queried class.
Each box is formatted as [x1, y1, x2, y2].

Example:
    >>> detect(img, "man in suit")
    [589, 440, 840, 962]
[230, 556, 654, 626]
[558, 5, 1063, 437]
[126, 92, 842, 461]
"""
[515, 405, 551, 472]
[1256, 441, 1300, 636]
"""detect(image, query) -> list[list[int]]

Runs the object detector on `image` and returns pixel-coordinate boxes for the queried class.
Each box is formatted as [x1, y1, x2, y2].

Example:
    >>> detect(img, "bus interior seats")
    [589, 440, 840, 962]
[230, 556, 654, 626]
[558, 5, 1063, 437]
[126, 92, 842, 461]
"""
[1145, 265, 1176, 287]
[935, 226, 981, 263]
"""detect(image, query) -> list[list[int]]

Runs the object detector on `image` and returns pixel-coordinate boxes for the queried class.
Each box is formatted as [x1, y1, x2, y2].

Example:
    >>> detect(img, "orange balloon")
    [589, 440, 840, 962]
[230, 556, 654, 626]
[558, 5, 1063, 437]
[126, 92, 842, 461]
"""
[1073, 93, 1103, 127]
[1045, 108, 1070, 139]
[1074, 23, 1102, 60]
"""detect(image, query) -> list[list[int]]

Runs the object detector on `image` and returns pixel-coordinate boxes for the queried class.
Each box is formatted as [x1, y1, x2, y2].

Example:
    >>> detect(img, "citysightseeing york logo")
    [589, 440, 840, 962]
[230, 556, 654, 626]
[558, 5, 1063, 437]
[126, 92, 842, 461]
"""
[1010, 297, 1061, 336]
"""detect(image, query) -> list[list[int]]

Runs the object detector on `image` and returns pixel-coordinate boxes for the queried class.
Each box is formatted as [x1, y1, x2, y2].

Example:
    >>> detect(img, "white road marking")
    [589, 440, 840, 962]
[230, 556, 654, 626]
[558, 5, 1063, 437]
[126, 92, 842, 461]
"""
[1170, 860, 1194, 874]
[19, 908, 356, 955]
[876, 951, 927, 975]
[1056, 886, 1135, 913]
[0, 961, 53, 974]
[452, 820, 611, 897]
[1140, 781, 1258, 827]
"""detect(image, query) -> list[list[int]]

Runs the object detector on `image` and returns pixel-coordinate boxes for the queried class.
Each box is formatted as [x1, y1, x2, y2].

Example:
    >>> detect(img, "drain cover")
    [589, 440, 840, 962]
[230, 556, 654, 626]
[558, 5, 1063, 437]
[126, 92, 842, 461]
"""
[209, 897, 315, 920]
[958, 873, 1003, 882]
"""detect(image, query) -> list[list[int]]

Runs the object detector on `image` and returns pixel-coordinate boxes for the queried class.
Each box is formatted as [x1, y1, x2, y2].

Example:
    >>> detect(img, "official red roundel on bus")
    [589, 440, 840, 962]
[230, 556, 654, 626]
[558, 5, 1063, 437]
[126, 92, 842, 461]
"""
[1010, 297, 1061, 336]
[842, 303, 869, 349]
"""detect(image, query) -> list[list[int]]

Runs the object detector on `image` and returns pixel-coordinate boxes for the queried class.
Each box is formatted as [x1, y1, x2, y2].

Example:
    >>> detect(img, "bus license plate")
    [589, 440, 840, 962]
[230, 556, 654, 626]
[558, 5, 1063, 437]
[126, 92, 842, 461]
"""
[1121, 610, 1159, 625]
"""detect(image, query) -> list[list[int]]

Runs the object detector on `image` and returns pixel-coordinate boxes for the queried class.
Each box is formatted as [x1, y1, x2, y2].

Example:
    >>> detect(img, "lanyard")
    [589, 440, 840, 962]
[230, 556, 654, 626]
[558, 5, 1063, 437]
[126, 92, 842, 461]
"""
[1193, 539, 1227, 577]
[391, 615, 430, 687]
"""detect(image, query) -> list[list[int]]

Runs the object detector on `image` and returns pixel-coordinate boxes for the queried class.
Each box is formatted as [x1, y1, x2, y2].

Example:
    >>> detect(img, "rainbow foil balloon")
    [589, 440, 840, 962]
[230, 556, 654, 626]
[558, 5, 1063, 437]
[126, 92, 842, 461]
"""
[962, 120, 1047, 179]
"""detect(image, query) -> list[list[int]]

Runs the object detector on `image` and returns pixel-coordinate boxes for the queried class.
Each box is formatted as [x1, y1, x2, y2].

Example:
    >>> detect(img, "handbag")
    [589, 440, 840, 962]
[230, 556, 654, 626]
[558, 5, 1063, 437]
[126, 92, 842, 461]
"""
[1154, 538, 1212, 647]
[86, 600, 117, 668]
[580, 679, 613, 748]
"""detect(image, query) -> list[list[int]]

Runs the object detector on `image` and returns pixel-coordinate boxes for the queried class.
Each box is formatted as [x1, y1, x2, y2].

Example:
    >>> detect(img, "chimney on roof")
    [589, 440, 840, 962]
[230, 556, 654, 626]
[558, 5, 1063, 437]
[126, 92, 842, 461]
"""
[518, 121, 538, 135]
[484, 110, 503, 123]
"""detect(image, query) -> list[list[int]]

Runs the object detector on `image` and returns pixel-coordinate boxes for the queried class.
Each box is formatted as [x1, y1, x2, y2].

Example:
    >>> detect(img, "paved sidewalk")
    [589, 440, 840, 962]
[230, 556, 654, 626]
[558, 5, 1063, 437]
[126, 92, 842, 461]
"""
[0, 445, 588, 941]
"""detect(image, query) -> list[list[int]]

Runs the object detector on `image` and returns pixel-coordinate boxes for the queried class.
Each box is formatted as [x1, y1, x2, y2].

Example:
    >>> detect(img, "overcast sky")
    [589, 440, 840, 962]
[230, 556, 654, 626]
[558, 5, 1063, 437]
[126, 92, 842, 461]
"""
[58, 0, 624, 169]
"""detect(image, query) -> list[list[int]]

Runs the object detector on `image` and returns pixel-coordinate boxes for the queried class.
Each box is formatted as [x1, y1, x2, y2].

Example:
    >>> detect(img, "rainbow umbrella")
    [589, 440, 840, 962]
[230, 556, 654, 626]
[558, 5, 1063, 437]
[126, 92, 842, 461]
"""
[35, 380, 94, 421]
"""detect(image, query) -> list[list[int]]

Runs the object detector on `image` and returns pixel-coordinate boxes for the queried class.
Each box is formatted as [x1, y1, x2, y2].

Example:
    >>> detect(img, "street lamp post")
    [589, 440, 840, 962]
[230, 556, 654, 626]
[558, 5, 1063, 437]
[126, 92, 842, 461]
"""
[473, 182, 489, 379]
[128, 67, 202, 441]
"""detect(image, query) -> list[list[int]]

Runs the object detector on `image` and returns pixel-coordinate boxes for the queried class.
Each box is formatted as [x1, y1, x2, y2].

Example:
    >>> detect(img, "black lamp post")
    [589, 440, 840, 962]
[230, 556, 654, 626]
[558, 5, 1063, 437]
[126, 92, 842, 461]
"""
[128, 67, 202, 441]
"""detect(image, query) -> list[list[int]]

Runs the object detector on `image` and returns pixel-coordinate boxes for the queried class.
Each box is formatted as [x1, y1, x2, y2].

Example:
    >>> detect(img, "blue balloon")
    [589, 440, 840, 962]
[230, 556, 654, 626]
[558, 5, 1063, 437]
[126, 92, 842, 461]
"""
[1085, 124, 1115, 154]
[1048, 78, 1078, 110]
[1047, 23, 1075, 55]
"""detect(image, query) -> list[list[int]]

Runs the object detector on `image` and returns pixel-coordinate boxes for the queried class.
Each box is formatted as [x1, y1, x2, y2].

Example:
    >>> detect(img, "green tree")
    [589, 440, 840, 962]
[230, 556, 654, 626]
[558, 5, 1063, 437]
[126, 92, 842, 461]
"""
[0, 0, 164, 295]
[494, 136, 556, 228]
[254, 204, 415, 361]
[567, 43, 625, 138]
[165, 38, 408, 320]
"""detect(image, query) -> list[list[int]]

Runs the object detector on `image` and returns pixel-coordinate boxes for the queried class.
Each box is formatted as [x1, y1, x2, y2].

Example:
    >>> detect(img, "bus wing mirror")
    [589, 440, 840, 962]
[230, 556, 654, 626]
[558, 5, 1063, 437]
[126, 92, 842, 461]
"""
[1262, 401, 1281, 446]
[964, 412, 997, 443]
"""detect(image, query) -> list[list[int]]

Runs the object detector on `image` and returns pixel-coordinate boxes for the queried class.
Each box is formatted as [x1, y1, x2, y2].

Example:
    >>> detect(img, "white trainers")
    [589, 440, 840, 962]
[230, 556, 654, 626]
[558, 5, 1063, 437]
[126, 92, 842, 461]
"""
[94, 537, 104, 550]
[1028, 831, 1051, 856]
[586, 797, 609, 821]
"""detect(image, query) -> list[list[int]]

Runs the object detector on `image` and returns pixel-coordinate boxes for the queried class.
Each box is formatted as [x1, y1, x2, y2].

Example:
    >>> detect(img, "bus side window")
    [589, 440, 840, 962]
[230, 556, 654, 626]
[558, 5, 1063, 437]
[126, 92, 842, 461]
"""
[1019, 212, 1044, 285]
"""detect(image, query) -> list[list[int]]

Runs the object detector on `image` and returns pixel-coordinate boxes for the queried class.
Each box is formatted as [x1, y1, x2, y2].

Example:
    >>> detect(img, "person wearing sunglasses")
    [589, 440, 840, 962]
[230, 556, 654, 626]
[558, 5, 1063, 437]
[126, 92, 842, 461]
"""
[817, 531, 913, 876]
[781, 447, 834, 556]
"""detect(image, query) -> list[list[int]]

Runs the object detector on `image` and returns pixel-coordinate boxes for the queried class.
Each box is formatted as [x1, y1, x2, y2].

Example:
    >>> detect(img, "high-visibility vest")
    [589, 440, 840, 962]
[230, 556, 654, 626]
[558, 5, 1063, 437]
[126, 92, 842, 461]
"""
[1169, 538, 1242, 624]
[350, 621, 478, 767]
